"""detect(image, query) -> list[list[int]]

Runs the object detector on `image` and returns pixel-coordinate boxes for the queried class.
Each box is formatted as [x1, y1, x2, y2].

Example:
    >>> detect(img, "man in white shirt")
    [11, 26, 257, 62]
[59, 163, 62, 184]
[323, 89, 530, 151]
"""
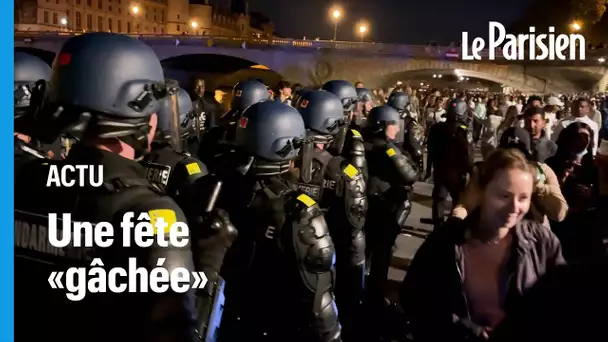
[590, 99, 603, 130]
[544, 96, 563, 140]
[552, 98, 599, 155]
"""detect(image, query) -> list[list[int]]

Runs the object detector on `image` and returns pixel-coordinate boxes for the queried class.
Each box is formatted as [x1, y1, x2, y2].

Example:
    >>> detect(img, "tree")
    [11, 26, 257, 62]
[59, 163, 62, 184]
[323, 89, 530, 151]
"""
[511, 0, 607, 34]
[570, 0, 606, 24]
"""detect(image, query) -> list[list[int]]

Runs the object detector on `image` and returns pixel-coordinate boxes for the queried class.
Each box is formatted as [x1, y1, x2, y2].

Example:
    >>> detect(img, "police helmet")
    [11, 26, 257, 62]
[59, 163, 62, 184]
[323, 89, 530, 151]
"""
[369, 105, 401, 128]
[322, 80, 358, 112]
[231, 79, 269, 111]
[387, 92, 409, 112]
[50, 33, 166, 121]
[297, 90, 345, 136]
[292, 87, 315, 108]
[14, 52, 52, 110]
[235, 101, 306, 162]
[156, 87, 193, 135]
[447, 98, 468, 117]
[356, 88, 373, 103]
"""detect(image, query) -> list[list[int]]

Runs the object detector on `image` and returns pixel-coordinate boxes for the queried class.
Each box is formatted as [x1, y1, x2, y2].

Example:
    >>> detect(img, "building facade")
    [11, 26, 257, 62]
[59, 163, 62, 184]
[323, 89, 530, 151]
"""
[14, 0, 275, 37]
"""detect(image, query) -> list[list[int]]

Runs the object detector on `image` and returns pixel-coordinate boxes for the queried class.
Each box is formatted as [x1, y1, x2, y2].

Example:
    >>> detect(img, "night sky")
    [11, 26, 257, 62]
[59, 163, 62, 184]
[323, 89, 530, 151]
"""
[248, 0, 533, 44]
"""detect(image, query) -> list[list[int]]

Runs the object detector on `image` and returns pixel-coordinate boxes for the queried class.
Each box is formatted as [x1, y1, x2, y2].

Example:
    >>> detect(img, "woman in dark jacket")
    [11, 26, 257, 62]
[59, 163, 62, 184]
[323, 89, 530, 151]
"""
[545, 121, 599, 261]
[400, 148, 565, 342]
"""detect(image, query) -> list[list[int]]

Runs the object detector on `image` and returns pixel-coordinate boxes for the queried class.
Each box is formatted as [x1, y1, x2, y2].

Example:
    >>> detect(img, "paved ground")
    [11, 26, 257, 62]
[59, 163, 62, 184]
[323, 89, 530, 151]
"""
[386, 180, 436, 300]
[387, 147, 482, 300]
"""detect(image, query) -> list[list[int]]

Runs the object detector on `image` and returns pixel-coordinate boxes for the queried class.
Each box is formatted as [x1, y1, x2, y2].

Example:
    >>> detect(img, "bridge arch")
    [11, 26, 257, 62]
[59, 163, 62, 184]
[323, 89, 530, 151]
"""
[161, 53, 282, 91]
[380, 68, 543, 93]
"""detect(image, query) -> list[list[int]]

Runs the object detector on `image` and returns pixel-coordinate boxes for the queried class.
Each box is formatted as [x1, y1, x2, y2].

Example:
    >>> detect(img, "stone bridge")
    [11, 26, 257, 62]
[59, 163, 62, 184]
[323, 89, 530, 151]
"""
[15, 34, 608, 92]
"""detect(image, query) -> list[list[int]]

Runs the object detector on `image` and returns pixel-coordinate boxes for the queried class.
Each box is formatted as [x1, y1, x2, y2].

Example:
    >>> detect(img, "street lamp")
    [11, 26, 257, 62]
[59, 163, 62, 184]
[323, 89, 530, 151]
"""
[357, 22, 368, 42]
[329, 6, 342, 41]
[599, 57, 606, 63]
[131, 5, 140, 15]
[570, 21, 582, 31]
[191, 21, 198, 34]
[60, 17, 67, 26]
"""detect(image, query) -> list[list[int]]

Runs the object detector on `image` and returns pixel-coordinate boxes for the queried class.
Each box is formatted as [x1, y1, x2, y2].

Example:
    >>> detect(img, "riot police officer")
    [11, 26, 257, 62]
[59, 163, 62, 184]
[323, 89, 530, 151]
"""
[14, 52, 52, 170]
[142, 86, 238, 341]
[387, 91, 425, 175]
[322, 80, 368, 180]
[144, 86, 209, 194]
[426, 97, 474, 228]
[220, 79, 269, 125]
[217, 101, 341, 342]
[14, 32, 220, 342]
[362, 105, 419, 340]
[294, 90, 367, 340]
[198, 79, 269, 173]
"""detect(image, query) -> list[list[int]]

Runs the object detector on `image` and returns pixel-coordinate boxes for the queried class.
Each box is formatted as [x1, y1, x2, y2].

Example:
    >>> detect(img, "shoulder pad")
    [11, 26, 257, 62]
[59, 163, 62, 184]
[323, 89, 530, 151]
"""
[351, 138, 365, 151]
[326, 155, 359, 180]
[177, 158, 208, 177]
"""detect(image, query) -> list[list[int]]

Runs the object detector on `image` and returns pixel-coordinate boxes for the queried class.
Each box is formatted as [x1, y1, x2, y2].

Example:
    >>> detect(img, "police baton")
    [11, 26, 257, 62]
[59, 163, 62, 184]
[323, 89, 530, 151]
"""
[196, 179, 225, 342]
[204, 180, 222, 213]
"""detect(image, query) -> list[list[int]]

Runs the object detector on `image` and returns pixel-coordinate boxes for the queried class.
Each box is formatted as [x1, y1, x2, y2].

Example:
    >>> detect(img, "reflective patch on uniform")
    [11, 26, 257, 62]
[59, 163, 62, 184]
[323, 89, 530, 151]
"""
[238, 117, 248, 128]
[342, 164, 359, 178]
[295, 183, 322, 200]
[300, 99, 309, 108]
[386, 148, 396, 157]
[351, 129, 361, 137]
[185, 162, 202, 176]
[144, 162, 172, 187]
[148, 209, 177, 235]
[297, 194, 316, 207]
[460, 125, 468, 130]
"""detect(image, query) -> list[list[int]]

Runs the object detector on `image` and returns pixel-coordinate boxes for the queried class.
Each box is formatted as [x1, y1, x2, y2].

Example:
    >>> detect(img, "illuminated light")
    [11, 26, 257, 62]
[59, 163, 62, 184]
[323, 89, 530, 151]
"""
[396, 81, 403, 85]
[420, 82, 424, 86]
[432, 74, 437, 78]
[438, 74, 442, 78]
[57, 53, 72, 66]
[60, 17, 67, 26]
[599, 57, 606, 63]
[250, 64, 270, 70]
[332, 9, 341, 19]
[570, 21, 582, 31]
[131, 6, 139, 14]
[191, 21, 198, 28]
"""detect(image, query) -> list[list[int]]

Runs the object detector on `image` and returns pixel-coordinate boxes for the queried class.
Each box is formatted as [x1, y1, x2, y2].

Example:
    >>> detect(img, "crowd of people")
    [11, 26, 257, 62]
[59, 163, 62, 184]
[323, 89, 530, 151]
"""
[12, 31, 608, 342]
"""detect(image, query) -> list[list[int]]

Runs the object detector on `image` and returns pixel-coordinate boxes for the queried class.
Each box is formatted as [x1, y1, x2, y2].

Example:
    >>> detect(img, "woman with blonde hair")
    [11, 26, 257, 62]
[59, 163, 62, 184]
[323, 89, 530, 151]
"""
[454, 127, 568, 227]
[401, 147, 565, 342]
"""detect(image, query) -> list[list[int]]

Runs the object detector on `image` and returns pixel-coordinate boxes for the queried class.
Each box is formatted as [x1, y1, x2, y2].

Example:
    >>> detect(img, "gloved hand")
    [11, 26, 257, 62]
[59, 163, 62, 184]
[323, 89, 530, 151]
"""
[193, 209, 238, 275]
